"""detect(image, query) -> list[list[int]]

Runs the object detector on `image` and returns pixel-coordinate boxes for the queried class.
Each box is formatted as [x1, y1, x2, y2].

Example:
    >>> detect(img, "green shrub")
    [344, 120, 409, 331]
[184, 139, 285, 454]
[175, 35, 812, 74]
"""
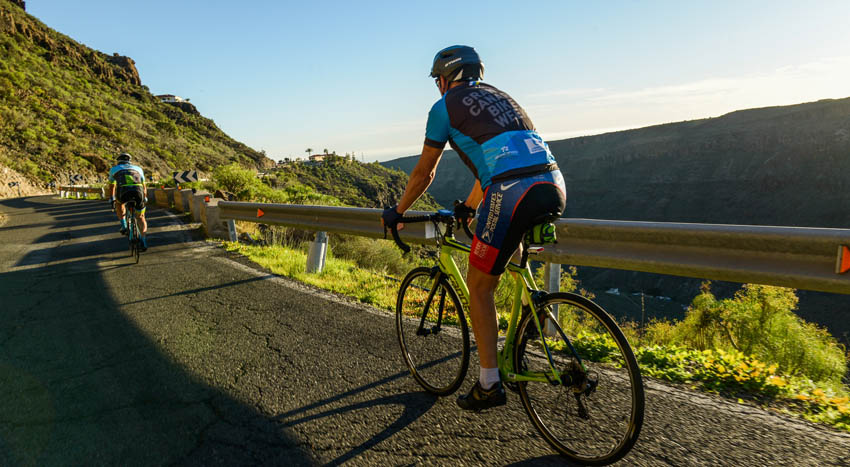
[674, 283, 847, 385]
[329, 235, 415, 277]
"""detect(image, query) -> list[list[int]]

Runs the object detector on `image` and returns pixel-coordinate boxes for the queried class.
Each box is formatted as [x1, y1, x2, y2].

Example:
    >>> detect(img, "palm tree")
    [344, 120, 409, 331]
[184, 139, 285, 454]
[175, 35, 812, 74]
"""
[323, 148, 329, 155]
[305, 148, 313, 158]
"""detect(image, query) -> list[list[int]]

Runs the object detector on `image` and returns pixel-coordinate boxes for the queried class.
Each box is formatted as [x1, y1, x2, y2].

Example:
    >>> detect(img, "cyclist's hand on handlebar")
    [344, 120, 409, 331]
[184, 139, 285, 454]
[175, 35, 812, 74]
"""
[453, 199, 476, 238]
[381, 205, 404, 231]
[453, 199, 476, 223]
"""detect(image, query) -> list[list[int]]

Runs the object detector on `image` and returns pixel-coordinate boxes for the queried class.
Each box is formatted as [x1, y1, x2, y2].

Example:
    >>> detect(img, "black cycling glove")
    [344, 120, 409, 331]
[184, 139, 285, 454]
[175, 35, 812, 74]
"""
[382, 205, 403, 229]
[453, 200, 477, 221]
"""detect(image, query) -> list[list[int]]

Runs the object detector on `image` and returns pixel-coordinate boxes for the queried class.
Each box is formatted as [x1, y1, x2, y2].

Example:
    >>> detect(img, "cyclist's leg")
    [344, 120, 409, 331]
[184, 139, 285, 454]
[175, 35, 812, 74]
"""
[115, 188, 129, 233]
[465, 175, 566, 388]
[467, 266, 501, 371]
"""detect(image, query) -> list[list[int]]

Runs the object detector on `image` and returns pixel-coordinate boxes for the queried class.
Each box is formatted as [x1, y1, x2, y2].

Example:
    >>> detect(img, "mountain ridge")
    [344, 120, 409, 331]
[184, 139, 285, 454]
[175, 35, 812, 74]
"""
[382, 96, 850, 227]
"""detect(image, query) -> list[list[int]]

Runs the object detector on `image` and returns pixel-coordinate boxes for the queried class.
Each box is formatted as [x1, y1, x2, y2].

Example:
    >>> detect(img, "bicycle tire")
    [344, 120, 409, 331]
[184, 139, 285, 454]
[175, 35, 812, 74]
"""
[396, 267, 470, 396]
[514, 292, 644, 465]
[133, 230, 140, 263]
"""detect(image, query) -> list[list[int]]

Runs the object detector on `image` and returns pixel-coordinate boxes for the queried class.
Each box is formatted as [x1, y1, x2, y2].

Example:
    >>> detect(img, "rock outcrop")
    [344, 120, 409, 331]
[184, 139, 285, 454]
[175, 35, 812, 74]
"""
[104, 53, 141, 86]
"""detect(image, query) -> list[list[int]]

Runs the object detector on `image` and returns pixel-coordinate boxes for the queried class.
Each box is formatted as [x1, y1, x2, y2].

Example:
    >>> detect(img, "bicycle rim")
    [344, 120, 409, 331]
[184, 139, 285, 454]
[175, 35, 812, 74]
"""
[396, 267, 469, 396]
[514, 292, 644, 465]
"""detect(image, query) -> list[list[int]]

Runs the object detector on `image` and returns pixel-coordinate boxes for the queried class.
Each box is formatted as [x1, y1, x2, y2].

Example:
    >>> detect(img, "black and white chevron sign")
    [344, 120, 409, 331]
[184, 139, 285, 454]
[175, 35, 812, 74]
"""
[8, 182, 19, 187]
[70, 174, 84, 184]
[172, 170, 198, 184]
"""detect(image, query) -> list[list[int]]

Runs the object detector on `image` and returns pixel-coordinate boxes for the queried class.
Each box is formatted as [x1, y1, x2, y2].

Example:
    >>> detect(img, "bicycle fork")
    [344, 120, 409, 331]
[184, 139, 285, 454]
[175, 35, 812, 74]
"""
[416, 271, 446, 336]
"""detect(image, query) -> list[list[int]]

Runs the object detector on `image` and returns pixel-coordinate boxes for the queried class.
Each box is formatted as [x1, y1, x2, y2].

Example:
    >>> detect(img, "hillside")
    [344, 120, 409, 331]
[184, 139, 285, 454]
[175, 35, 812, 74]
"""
[271, 157, 440, 210]
[382, 97, 850, 344]
[0, 0, 273, 187]
[384, 97, 850, 227]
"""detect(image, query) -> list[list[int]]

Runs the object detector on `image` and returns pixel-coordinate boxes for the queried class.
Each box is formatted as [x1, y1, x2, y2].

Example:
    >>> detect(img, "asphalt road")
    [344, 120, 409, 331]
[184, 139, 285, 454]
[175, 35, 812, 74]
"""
[1, 195, 849, 466]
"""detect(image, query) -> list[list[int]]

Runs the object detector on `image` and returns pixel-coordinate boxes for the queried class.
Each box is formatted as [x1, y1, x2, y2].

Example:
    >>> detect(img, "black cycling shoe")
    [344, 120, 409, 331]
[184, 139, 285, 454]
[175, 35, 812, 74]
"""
[119, 227, 128, 236]
[456, 380, 507, 412]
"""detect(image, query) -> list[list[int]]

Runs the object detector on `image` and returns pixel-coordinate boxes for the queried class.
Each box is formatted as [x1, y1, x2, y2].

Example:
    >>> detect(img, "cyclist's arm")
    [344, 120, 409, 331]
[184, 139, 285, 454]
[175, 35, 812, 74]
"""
[110, 181, 116, 199]
[397, 144, 443, 213]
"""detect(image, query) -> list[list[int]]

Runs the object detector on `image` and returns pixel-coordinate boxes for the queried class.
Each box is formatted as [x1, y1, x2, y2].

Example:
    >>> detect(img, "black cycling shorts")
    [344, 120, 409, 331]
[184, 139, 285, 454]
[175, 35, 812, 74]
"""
[117, 186, 146, 213]
[470, 170, 566, 276]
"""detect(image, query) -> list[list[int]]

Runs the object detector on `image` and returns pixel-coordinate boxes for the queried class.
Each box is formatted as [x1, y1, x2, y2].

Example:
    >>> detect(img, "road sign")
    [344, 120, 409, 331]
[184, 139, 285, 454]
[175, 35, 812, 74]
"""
[8, 182, 19, 187]
[70, 174, 84, 184]
[172, 170, 198, 184]
[48, 181, 56, 187]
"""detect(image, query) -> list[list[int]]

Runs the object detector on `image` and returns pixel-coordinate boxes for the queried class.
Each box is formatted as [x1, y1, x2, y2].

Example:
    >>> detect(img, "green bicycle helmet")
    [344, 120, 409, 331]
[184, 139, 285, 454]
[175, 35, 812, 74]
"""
[430, 45, 484, 82]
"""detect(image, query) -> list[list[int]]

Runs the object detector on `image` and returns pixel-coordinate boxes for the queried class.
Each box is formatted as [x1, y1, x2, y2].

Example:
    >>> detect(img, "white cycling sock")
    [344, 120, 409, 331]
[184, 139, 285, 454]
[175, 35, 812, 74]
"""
[480, 367, 500, 390]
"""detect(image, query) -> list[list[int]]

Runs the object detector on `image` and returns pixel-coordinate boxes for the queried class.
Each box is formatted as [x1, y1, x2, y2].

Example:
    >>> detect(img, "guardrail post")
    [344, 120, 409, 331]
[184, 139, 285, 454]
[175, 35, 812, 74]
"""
[191, 191, 209, 223]
[75, 190, 81, 199]
[100, 187, 106, 199]
[227, 219, 238, 242]
[543, 262, 560, 336]
[306, 231, 328, 273]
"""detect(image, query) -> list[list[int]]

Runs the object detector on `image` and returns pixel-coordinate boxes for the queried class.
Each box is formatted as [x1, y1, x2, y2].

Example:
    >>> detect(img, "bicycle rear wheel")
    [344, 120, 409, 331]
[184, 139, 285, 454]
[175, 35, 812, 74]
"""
[514, 292, 644, 465]
[133, 227, 140, 263]
[396, 267, 469, 396]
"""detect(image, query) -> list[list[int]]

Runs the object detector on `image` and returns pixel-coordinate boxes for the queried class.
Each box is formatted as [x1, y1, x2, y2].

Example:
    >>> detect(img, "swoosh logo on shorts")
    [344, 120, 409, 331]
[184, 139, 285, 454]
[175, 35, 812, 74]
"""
[500, 181, 520, 191]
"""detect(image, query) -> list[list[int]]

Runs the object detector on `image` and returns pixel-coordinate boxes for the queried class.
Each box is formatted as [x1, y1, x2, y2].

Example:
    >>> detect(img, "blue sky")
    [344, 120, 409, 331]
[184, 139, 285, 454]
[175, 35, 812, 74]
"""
[27, 1, 850, 162]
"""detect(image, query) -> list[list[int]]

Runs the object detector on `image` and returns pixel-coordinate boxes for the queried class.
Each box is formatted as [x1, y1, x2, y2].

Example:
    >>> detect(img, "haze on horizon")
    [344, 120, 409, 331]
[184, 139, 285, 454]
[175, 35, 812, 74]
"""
[26, 0, 850, 162]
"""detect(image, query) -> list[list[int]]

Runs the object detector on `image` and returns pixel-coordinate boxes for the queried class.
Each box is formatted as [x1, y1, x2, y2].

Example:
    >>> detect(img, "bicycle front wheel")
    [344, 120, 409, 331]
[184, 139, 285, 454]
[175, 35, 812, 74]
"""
[514, 292, 644, 465]
[396, 267, 469, 396]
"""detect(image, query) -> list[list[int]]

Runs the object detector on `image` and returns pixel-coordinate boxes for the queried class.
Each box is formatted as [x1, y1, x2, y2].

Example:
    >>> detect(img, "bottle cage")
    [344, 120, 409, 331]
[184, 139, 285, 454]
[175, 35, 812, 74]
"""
[525, 222, 557, 245]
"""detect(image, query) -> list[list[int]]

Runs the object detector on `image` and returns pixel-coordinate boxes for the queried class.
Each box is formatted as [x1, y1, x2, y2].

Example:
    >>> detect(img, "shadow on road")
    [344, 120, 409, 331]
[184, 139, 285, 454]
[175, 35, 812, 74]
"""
[3, 198, 194, 267]
[0, 197, 316, 465]
[282, 391, 437, 466]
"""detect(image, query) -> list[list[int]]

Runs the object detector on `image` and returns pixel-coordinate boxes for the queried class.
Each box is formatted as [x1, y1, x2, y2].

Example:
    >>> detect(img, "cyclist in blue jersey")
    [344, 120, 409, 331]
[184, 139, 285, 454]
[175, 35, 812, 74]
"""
[108, 152, 149, 251]
[382, 45, 566, 411]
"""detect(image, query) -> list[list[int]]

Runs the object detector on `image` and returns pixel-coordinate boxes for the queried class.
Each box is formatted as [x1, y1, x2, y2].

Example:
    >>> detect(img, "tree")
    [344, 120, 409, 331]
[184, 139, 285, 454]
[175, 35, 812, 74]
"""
[323, 148, 329, 155]
[305, 148, 313, 158]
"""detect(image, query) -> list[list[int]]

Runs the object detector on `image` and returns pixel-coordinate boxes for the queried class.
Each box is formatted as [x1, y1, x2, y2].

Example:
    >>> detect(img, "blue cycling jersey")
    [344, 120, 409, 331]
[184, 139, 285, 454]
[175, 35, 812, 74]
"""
[108, 162, 146, 188]
[424, 81, 557, 189]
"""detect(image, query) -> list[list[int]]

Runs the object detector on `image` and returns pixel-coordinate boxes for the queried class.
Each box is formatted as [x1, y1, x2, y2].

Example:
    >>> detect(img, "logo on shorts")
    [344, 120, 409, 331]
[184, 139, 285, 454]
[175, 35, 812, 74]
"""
[473, 240, 489, 258]
[500, 180, 520, 191]
[480, 192, 503, 243]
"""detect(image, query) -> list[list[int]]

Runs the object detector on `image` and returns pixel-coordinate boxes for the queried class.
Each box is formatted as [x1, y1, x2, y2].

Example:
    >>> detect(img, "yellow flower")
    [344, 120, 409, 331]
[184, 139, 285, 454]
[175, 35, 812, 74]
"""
[812, 389, 826, 398]
[768, 376, 787, 387]
[795, 394, 809, 401]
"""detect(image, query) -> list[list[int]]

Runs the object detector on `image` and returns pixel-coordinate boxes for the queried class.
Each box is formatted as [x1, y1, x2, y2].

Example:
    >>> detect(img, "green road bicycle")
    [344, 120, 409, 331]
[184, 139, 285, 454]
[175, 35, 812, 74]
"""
[388, 209, 644, 465]
[125, 204, 142, 264]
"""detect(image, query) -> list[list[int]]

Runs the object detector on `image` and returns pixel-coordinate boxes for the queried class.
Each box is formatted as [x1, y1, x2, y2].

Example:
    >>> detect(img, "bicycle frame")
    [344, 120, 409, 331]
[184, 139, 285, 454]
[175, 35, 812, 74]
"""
[433, 230, 568, 386]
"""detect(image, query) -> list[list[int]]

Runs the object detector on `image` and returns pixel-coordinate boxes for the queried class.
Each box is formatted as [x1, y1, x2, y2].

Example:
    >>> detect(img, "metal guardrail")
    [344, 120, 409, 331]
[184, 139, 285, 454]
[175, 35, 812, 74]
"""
[217, 200, 850, 295]
[59, 185, 106, 199]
